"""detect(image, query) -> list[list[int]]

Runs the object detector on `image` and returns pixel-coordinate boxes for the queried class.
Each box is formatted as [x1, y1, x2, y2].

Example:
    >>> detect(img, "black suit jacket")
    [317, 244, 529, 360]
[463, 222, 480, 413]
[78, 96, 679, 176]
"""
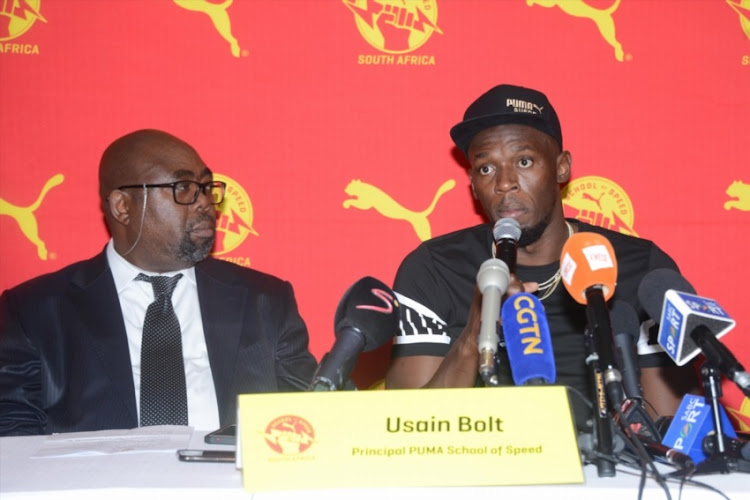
[0, 251, 318, 435]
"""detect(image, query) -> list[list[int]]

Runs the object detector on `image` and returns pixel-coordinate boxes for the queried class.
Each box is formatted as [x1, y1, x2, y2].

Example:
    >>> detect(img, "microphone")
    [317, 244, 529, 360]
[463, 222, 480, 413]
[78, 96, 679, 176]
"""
[609, 301, 667, 457]
[493, 217, 521, 274]
[561, 231, 624, 406]
[582, 325, 617, 477]
[633, 433, 695, 469]
[637, 269, 748, 397]
[308, 277, 400, 391]
[501, 292, 555, 385]
[610, 300, 643, 401]
[476, 258, 511, 384]
[660, 393, 738, 465]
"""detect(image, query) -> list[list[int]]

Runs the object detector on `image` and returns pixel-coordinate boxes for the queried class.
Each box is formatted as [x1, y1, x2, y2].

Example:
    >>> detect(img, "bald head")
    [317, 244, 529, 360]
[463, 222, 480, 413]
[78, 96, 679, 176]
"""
[98, 129, 199, 202]
[98, 129, 217, 271]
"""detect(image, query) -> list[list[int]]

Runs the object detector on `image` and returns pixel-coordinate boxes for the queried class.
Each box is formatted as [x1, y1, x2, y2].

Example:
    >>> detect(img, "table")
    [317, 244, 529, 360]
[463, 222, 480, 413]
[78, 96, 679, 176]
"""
[1, 429, 748, 499]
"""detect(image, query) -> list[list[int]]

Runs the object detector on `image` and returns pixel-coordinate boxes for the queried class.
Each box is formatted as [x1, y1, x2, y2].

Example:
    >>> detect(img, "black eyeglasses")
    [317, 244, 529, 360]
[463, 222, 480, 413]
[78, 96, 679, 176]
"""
[116, 180, 227, 205]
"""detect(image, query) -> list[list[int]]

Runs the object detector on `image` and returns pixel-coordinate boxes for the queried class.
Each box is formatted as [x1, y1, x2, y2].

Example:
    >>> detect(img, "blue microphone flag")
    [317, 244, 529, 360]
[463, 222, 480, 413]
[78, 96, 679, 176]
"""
[658, 290, 735, 366]
[501, 292, 556, 385]
[661, 394, 737, 464]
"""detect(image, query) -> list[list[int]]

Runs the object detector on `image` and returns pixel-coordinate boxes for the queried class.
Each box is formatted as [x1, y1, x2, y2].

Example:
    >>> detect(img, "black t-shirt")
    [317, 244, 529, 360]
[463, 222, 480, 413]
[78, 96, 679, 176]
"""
[391, 219, 679, 429]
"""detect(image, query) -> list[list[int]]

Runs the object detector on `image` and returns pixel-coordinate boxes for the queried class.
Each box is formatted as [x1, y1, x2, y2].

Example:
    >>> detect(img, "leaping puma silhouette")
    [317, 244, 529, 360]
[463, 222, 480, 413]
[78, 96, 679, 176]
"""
[726, 0, 750, 41]
[582, 191, 604, 211]
[0, 173, 64, 260]
[173, 0, 242, 57]
[343, 179, 455, 241]
[527, 0, 625, 62]
[724, 180, 750, 211]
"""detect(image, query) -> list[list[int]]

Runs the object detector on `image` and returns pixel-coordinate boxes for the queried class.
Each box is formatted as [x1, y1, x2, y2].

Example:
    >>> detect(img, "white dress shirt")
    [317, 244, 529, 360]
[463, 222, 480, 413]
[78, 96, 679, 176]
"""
[106, 240, 220, 430]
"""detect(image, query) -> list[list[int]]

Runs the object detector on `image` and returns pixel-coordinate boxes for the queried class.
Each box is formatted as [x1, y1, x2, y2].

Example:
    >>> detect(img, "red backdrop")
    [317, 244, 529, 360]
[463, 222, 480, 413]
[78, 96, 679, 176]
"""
[1, 0, 749, 428]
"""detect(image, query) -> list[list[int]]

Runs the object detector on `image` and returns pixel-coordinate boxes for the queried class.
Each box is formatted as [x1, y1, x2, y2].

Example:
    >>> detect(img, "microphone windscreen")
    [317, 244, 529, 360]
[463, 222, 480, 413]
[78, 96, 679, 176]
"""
[476, 258, 510, 295]
[610, 300, 640, 341]
[493, 217, 521, 242]
[637, 268, 734, 366]
[637, 268, 695, 322]
[501, 292, 556, 385]
[333, 277, 400, 352]
[560, 232, 617, 304]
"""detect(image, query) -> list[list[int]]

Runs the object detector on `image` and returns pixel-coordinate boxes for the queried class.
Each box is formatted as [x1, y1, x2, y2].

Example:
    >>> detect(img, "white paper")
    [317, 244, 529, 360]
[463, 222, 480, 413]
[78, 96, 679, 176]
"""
[32, 425, 192, 458]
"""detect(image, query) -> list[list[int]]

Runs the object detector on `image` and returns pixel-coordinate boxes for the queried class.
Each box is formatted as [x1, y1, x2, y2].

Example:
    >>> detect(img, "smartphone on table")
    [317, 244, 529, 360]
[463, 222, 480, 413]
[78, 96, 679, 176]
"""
[176, 449, 235, 463]
[203, 423, 237, 445]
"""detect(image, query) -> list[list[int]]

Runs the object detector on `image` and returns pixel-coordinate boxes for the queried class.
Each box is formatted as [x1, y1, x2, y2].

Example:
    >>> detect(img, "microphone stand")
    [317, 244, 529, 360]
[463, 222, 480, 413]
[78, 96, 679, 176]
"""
[479, 326, 503, 387]
[584, 328, 617, 477]
[687, 362, 750, 475]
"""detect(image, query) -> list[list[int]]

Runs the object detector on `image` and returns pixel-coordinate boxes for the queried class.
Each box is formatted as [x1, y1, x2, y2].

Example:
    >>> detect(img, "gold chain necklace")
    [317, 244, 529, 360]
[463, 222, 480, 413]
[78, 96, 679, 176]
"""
[492, 221, 574, 301]
[536, 221, 574, 301]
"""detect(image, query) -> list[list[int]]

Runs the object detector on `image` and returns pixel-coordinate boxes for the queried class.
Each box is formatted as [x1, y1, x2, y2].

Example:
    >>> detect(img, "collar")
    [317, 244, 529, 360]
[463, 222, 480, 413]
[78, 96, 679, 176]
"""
[106, 239, 197, 293]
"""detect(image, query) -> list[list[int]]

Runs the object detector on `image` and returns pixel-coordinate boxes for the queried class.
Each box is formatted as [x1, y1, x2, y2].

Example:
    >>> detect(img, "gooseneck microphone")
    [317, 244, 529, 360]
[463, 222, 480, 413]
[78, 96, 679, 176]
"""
[634, 434, 695, 469]
[560, 232, 621, 478]
[493, 217, 521, 275]
[637, 268, 749, 397]
[476, 258, 510, 385]
[308, 277, 400, 391]
[610, 300, 643, 401]
[609, 301, 671, 465]
[501, 292, 555, 385]
[561, 231, 624, 406]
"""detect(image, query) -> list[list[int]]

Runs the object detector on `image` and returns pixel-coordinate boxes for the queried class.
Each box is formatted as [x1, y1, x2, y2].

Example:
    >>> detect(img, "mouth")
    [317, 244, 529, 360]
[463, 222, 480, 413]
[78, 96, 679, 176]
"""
[496, 205, 526, 220]
[190, 218, 216, 239]
[191, 227, 215, 239]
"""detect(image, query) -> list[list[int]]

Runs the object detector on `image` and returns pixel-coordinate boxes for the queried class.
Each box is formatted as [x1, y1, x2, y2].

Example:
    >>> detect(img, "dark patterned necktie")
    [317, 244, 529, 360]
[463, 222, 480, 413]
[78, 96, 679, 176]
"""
[136, 273, 187, 426]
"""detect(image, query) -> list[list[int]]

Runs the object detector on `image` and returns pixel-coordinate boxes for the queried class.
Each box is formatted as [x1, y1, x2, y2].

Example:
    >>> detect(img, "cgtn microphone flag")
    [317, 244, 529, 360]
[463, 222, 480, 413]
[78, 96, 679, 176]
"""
[501, 292, 555, 385]
[661, 394, 737, 464]
[658, 290, 735, 366]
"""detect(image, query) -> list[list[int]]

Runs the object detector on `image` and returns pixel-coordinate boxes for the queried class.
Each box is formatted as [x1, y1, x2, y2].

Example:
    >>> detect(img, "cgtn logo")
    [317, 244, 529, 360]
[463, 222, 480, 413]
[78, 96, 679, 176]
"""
[211, 173, 258, 267]
[0, 0, 46, 55]
[344, 0, 442, 66]
[510, 294, 544, 354]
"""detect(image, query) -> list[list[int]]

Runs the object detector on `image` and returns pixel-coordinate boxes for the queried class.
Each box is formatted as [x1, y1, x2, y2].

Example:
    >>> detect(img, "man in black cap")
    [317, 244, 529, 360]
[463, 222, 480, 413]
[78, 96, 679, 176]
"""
[385, 84, 698, 427]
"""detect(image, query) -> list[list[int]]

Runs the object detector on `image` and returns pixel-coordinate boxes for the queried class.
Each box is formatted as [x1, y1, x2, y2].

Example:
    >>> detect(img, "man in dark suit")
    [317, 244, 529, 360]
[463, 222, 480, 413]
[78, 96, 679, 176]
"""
[0, 129, 318, 436]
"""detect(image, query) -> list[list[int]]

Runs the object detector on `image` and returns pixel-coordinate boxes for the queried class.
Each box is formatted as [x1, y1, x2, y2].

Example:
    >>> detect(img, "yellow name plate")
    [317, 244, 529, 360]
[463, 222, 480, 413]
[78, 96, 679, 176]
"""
[237, 386, 582, 492]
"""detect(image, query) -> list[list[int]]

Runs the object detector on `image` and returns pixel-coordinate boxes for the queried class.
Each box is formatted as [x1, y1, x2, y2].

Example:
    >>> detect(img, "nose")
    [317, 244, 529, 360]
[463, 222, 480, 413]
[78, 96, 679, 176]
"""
[194, 186, 214, 211]
[494, 165, 519, 193]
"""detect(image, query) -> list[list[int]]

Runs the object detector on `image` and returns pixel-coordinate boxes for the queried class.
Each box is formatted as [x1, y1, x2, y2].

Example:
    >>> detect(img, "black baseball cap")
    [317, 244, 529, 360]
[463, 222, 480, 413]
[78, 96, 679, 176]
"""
[449, 84, 563, 155]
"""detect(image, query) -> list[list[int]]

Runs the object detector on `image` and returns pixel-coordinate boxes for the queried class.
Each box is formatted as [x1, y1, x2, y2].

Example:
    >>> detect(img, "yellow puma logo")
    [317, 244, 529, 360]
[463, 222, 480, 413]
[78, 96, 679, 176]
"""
[726, 0, 750, 40]
[527, 0, 625, 62]
[726, 396, 750, 431]
[0, 174, 64, 260]
[724, 180, 750, 211]
[343, 179, 456, 241]
[173, 0, 242, 57]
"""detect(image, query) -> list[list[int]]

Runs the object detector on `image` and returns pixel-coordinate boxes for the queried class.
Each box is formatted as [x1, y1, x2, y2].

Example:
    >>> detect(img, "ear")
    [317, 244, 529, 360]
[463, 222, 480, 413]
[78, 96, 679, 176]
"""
[107, 190, 132, 226]
[556, 151, 572, 184]
[467, 171, 478, 200]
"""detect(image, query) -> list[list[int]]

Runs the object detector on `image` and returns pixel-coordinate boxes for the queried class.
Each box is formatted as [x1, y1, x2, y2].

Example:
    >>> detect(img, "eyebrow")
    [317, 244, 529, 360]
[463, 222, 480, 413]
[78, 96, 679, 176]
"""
[171, 167, 213, 180]
[472, 143, 538, 159]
